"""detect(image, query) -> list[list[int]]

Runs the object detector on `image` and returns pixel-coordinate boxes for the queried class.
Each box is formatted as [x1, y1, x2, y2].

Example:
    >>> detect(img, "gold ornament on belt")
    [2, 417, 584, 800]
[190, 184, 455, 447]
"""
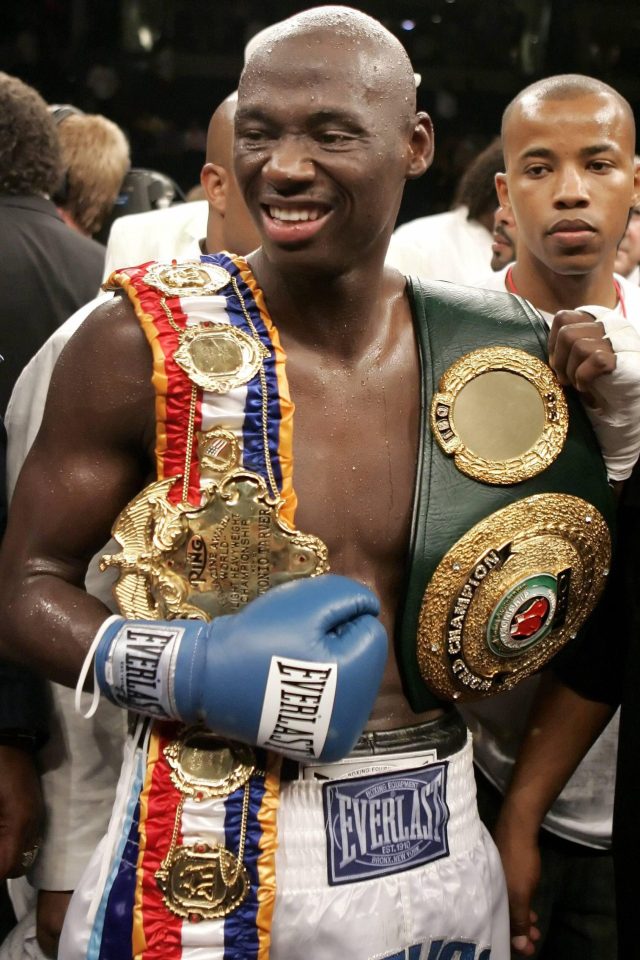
[417, 493, 610, 702]
[156, 728, 257, 921]
[197, 427, 242, 480]
[101, 469, 329, 621]
[143, 260, 232, 297]
[164, 728, 256, 800]
[173, 323, 269, 394]
[431, 346, 568, 485]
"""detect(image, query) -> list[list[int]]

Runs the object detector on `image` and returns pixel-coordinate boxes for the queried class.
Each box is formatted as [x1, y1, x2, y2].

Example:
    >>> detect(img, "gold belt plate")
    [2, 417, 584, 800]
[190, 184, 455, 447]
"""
[164, 728, 255, 800]
[101, 468, 329, 621]
[418, 493, 610, 701]
[431, 346, 568, 485]
[156, 843, 250, 922]
[173, 322, 269, 394]
[143, 260, 232, 296]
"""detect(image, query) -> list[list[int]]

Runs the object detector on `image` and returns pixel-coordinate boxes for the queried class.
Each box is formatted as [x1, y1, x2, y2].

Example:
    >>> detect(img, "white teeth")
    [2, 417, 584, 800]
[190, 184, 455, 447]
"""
[269, 206, 321, 222]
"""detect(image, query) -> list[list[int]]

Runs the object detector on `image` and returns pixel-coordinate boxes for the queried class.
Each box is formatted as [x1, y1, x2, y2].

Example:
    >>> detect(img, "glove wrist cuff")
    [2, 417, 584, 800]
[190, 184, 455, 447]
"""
[94, 618, 194, 720]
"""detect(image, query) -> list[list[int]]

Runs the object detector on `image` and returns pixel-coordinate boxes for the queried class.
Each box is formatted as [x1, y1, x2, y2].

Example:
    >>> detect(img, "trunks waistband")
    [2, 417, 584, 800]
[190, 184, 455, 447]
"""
[281, 709, 467, 781]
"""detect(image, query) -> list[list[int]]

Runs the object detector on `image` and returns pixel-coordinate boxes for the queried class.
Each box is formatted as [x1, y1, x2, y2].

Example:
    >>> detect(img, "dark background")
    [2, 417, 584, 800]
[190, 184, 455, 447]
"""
[3, 0, 640, 224]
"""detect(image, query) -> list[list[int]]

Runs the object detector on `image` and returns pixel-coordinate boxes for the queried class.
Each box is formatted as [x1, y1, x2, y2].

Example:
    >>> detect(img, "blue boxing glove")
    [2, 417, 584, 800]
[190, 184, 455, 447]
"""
[94, 574, 387, 762]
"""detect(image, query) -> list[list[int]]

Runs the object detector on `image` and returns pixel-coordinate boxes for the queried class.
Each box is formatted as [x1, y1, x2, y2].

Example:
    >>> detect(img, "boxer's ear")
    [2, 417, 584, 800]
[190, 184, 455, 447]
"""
[495, 172, 511, 213]
[406, 112, 434, 180]
[201, 162, 228, 214]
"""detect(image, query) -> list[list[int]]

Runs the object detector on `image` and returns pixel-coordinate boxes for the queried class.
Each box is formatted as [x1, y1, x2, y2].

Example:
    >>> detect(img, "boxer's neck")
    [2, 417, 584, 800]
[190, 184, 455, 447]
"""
[247, 248, 402, 361]
[509, 250, 619, 314]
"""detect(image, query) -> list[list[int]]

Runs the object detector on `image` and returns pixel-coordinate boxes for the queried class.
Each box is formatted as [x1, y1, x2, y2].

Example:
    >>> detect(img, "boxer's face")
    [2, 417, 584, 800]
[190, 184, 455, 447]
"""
[234, 32, 432, 275]
[497, 93, 640, 276]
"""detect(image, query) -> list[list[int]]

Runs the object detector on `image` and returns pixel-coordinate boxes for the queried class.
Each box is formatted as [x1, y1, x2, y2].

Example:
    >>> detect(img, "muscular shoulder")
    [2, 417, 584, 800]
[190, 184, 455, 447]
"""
[44, 292, 155, 455]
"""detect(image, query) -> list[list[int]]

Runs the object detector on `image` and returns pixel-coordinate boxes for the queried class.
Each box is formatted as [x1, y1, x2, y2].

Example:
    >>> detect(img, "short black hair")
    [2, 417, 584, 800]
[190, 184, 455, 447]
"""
[0, 72, 62, 197]
[502, 74, 635, 163]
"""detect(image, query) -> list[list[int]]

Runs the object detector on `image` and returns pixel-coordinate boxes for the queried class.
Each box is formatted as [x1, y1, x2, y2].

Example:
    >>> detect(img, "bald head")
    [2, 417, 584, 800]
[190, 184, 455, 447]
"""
[241, 6, 417, 129]
[201, 91, 260, 256]
[502, 74, 635, 164]
[206, 92, 237, 169]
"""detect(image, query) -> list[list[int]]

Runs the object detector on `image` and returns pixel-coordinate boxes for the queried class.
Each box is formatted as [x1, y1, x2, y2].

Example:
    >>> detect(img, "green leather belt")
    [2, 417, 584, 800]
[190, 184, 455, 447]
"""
[398, 278, 615, 712]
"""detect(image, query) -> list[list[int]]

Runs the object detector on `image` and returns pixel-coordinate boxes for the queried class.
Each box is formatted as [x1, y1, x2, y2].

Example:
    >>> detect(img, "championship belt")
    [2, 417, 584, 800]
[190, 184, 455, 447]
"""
[399, 279, 614, 707]
[95, 254, 328, 959]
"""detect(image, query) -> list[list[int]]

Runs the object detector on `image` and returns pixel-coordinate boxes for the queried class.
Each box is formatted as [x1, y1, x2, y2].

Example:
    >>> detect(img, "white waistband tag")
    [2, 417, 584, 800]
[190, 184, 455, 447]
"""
[302, 748, 438, 781]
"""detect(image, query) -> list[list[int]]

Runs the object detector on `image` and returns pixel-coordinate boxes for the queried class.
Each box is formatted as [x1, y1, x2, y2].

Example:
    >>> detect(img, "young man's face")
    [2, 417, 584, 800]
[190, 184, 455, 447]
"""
[497, 92, 640, 277]
[234, 34, 431, 275]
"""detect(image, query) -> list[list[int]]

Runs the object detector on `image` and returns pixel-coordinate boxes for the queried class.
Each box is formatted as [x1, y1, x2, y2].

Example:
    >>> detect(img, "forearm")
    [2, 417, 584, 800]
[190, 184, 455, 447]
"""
[1, 572, 110, 686]
[498, 672, 615, 833]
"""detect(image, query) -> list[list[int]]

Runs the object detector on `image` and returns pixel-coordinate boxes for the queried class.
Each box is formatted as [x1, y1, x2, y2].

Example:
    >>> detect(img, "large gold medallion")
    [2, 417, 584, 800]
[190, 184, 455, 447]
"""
[156, 842, 250, 921]
[101, 469, 329, 621]
[417, 494, 610, 702]
[431, 346, 568, 485]
[144, 260, 231, 296]
[173, 322, 268, 393]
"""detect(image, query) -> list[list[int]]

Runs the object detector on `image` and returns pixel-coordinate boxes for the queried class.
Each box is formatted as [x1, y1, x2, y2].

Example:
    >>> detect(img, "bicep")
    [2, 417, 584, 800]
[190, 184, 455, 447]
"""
[0, 299, 155, 679]
[6, 297, 154, 579]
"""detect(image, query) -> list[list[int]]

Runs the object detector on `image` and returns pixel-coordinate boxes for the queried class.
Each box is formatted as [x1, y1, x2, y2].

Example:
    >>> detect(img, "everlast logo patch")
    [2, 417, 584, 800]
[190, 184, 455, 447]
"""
[323, 764, 449, 885]
[109, 624, 183, 718]
[382, 938, 491, 960]
[257, 656, 337, 759]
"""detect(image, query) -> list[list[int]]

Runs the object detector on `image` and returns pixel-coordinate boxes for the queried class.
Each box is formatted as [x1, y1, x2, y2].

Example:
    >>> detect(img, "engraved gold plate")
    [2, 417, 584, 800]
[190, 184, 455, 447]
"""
[431, 346, 568, 485]
[417, 494, 610, 702]
[164, 729, 255, 800]
[101, 469, 329, 621]
[156, 843, 250, 921]
[144, 260, 231, 296]
[173, 323, 268, 393]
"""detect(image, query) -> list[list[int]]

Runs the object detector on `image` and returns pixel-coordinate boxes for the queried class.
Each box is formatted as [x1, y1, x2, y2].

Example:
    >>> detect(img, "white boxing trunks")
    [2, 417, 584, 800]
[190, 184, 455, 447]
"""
[60, 713, 509, 960]
[271, 716, 509, 960]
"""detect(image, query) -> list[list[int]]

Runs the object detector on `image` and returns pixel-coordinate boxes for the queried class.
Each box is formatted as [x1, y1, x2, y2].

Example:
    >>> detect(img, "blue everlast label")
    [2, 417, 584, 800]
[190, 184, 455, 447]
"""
[323, 762, 449, 885]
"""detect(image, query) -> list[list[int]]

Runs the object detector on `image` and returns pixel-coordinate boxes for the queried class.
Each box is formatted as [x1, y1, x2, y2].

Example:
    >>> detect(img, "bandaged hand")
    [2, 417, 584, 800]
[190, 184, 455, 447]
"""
[549, 307, 640, 480]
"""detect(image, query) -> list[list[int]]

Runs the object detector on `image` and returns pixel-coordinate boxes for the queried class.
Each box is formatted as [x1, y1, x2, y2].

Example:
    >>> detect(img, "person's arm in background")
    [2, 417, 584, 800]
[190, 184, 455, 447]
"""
[494, 673, 617, 956]
[494, 450, 640, 956]
[0, 417, 48, 881]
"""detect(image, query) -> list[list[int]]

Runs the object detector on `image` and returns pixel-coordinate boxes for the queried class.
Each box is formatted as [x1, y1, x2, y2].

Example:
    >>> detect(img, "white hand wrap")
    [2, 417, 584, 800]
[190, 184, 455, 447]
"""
[576, 304, 640, 481]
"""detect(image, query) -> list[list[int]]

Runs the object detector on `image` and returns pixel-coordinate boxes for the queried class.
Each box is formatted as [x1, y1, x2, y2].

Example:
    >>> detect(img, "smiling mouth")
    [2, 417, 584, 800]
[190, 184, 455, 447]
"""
[267, 205, 323, 222]
[260, 203, 332, 243]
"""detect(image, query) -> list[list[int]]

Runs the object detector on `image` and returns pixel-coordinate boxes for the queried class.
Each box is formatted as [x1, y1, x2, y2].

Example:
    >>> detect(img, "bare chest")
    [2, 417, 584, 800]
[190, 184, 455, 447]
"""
[285, 338, 420, 599]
